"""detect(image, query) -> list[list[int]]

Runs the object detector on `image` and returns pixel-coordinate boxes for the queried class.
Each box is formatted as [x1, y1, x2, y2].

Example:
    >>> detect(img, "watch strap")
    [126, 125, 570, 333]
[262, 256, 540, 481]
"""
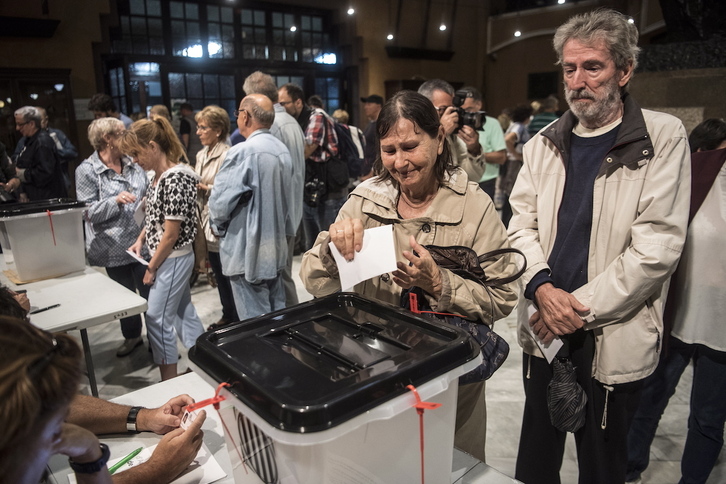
[68, 443, 110, 474]
[126, 406, 143, 433]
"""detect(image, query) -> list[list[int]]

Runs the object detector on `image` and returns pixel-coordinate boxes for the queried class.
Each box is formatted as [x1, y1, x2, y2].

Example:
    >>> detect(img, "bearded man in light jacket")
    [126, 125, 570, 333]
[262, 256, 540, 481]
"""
[507, 9, 690, 484]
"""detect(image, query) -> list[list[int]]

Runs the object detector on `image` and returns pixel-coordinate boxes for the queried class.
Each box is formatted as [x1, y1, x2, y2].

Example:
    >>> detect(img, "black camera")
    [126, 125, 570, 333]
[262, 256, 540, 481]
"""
[303, 178, 326, 208]
[452, 90, 486, 133]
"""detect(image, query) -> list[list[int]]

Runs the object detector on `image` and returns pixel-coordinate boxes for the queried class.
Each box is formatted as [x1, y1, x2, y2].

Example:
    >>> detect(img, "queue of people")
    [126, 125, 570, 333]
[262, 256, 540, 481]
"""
[2, 7, 724, 484]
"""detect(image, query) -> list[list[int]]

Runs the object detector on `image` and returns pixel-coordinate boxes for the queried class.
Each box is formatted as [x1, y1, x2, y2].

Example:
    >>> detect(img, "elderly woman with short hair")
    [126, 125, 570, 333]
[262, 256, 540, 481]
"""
[75, 117, 150, 357]
[301, 90, 518, 462]
[194, 105, 237, 328]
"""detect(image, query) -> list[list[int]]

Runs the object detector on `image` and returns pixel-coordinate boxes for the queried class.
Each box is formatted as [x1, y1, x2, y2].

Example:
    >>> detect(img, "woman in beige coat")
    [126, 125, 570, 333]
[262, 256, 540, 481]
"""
[194, 105, 236, 328]
[300, 91, 518, 462]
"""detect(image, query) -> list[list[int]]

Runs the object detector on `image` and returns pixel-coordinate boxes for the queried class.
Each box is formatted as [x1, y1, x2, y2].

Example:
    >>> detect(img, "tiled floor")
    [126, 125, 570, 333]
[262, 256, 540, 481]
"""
[74, 257, 725, 483]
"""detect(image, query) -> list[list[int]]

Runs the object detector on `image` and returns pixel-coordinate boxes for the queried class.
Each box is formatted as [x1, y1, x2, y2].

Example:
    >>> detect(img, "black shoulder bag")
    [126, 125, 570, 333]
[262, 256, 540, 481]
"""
[401, 245, 526, 384]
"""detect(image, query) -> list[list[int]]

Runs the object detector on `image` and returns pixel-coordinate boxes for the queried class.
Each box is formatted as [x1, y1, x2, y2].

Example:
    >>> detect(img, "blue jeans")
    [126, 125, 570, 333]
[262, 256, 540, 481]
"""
[229, 273, 286, 322]
[626, 337, 726, 484]
[145, 252, 204, 365]
[301, 195, 347, 250]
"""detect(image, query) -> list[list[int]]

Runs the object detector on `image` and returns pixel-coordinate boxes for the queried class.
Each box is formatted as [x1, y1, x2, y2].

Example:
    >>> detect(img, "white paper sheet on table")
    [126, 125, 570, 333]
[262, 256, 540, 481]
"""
[328, 225, 398, 291]
[525, 302, 563, 363]
[68, 443, 226, 484]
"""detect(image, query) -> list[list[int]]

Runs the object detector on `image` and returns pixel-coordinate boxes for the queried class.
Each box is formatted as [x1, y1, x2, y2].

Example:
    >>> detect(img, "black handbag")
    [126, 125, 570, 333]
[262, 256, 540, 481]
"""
[401, 245, 526, 384]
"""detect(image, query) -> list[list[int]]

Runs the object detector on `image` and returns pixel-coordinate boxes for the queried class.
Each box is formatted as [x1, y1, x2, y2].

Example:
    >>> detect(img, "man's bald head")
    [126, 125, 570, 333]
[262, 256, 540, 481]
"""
[237, 93, 275, 136]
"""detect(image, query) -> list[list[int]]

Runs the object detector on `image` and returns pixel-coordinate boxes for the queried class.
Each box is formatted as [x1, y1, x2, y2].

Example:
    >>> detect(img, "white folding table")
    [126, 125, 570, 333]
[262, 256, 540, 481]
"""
[47, 372, 520, 483]
[1, 264, 147, 397]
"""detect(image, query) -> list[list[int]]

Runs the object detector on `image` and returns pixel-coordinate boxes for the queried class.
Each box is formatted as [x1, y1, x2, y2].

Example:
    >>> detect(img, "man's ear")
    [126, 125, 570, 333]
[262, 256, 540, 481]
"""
[618, 60, 634, 88]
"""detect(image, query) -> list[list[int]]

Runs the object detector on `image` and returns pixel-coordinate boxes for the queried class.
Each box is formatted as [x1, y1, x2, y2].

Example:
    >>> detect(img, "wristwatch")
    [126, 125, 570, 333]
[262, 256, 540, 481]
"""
[126, 406, 144, 433]
[68, 443, 110, 474]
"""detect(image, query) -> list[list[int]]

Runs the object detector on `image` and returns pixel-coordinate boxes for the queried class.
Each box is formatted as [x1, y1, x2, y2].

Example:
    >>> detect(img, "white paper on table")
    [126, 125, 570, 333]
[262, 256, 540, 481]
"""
[68, 443, 226, 484]
[328, 225, 398, 291]
[133, 199, 145, 227]
[125, 250, 149, 266]
[525, 302, 563, 363]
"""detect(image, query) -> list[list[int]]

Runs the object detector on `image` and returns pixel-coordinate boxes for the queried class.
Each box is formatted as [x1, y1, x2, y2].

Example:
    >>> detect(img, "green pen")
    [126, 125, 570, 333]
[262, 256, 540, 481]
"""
[108, 446, 143, 475]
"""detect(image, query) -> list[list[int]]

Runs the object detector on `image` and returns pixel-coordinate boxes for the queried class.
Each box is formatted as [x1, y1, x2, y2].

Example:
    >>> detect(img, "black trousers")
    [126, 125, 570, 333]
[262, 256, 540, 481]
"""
[515, 331, 643, 484]
[106, 262, 149, 339]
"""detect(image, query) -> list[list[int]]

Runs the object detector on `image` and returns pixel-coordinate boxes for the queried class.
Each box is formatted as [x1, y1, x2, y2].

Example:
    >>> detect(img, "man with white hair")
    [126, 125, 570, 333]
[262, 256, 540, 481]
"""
[13, 106, 67, 201]
[508, 9, 690, 483]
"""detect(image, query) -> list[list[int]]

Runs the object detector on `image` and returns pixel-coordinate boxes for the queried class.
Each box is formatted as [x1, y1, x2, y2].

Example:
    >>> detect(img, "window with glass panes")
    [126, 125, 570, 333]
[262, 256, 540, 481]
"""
[168, 72, 236, 119]
[270, 12, 297, 62]
[315, 78, 341, 113]
[240, 9, 268, 60]
[113, 0, 164, 55]
[300, 15, 326, 63]
[108, 67, 128, 118]
[206, 4, 234, 59]
[170, 1, 202, 57]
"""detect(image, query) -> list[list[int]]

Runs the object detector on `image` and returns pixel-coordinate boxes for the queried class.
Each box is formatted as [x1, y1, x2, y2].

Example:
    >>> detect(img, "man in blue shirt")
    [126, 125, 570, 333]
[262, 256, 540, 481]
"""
[208, 94, 293, 320]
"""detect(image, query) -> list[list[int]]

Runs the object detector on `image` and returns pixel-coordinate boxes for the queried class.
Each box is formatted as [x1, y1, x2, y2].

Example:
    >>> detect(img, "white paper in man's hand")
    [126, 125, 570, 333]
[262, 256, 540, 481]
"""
[525, 302, 563, 363]
[328, 225, 398, 291]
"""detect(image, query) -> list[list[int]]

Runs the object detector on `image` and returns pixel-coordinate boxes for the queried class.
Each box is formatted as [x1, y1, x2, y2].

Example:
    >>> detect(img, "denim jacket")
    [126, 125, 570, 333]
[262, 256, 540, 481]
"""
[208, 129, 293, 283]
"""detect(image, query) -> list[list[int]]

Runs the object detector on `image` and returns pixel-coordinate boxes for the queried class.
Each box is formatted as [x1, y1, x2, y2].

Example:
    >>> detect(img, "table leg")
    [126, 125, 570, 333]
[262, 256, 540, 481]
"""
[80, 328, 99, 397]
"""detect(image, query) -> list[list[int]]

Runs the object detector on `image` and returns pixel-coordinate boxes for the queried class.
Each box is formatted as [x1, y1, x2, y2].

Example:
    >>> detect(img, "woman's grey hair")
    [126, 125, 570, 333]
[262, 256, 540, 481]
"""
[417, 79, 455, 100]
[14, 106, 42, 128]
[553, 8, 640, 74]
[87, 117, 125, 151]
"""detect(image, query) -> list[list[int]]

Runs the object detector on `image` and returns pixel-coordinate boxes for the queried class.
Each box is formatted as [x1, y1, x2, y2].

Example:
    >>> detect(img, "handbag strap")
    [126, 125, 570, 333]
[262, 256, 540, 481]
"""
[477, 247, 527, 285]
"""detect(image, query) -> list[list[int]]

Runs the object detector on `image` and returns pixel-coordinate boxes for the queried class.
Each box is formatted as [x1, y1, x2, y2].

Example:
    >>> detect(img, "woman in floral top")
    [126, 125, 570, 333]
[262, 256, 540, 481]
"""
[121, 117, 204, 381]
[76, 117, 149, 358]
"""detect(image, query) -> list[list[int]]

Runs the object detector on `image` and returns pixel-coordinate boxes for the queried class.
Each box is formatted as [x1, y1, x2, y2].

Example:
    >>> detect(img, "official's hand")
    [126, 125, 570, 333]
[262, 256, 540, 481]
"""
[145, 410, 206, 482]
[439, 106, 459, 136]
[457, 125, 481, 155]
[534, 283, 588, 336]
[329, 218, 364, 262]
[392, 236, 442, 299]
[139, 394, 196, 434]
[197, 183, 210, 192]
[116, 191, 137, 205]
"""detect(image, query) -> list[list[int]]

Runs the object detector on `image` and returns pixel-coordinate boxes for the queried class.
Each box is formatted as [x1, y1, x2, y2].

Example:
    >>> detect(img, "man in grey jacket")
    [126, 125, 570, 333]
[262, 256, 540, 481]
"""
[508, 9, 690, 484]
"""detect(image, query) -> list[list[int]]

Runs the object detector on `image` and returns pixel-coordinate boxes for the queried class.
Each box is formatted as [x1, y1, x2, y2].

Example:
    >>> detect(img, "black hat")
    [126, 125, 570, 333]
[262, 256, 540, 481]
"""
[360, 94, 384, 105]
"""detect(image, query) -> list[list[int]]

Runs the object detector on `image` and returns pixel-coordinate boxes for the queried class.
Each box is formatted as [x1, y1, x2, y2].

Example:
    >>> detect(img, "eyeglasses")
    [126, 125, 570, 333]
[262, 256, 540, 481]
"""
[234, 109, 249, 118]
[278, 101, 292, 106]
[197, 124, 211, 132]
[15, 121, 29, 128]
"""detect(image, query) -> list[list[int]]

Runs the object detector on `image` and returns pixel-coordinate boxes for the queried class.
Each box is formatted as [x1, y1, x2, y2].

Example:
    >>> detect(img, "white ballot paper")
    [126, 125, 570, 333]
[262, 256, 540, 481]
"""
[125, 250, 149, 266]
[329, 225, 398, 291]
[525, 302, 564, 363]
[68, 443, 225, 484]
[133, 199, 146, 227]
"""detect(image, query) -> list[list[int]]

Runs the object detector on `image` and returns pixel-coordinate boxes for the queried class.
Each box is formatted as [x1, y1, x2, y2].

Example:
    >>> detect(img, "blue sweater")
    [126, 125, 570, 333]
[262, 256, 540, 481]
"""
[526, 126, 620, 297]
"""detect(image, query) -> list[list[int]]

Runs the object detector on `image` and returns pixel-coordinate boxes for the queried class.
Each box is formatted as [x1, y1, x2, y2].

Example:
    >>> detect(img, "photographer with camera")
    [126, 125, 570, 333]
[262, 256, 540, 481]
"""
[418, 79, 485, 182]
[458, 87, 507, 200]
